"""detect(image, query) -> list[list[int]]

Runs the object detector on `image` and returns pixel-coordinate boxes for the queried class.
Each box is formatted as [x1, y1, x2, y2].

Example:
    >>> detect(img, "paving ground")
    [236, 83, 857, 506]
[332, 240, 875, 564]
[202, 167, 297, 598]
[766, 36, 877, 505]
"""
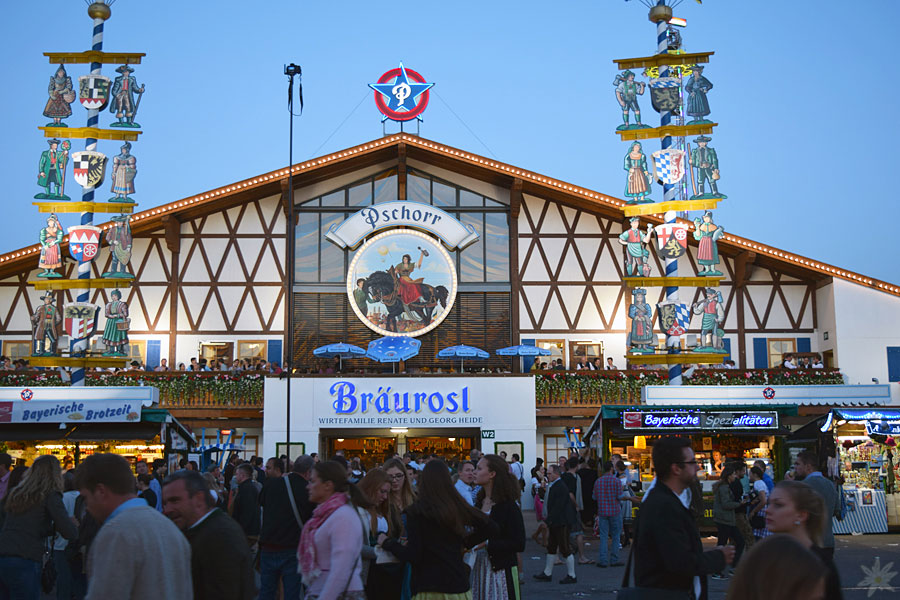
[518, 511, 900, 600]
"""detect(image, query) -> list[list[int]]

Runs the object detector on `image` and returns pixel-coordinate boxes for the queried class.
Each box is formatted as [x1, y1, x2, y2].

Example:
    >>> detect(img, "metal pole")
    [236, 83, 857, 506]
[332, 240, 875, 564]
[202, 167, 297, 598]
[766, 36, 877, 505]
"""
[654, 5, 682, 386]
[284, 65, 300, 457]
[72, 5, 109, 386]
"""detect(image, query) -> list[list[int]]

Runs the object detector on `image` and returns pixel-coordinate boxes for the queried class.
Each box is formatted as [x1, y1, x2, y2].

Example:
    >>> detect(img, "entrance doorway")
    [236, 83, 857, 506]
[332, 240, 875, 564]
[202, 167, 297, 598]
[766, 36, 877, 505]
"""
[320, 428, 481, 469]
[406, 435, 475, 463]
[328, 436, 397, 469]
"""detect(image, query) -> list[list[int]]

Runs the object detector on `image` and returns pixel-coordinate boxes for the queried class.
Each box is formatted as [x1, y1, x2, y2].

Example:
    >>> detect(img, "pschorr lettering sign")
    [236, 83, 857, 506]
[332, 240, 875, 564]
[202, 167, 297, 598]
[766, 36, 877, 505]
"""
[324, 201, 479, 250]
[622, 411, 778, 430]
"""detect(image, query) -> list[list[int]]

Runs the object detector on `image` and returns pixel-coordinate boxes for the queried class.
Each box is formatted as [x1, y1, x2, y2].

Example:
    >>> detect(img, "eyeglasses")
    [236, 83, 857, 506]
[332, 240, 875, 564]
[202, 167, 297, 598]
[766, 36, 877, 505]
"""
[676, 460, 699, 466]
[388, 473, 405, 480]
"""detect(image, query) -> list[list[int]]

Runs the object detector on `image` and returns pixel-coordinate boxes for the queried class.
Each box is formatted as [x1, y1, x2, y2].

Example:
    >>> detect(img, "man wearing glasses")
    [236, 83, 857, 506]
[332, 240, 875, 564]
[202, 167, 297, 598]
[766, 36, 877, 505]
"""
[632, 438, 734, 598]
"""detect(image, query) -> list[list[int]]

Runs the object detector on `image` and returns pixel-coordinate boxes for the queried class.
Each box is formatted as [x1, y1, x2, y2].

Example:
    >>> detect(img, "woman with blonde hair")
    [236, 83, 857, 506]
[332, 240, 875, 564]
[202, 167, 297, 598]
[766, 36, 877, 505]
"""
[0, 455, 78, 597]
[764, 481, 843, 600]
[726, 535, 826, 600]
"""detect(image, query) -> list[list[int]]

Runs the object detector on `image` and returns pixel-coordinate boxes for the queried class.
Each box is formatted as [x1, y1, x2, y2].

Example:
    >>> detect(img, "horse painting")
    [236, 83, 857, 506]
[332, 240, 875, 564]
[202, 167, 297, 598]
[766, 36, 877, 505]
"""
[362, 266, 449, 333]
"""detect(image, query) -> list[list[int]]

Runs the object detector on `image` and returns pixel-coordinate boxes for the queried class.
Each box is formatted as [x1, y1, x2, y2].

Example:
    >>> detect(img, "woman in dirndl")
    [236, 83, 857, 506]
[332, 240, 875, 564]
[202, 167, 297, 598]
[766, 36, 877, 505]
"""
[43, 65, 74, 124]
[623, 141, 652, 203]
[101, 289, 129, 356]
[471, 455, 526, 600]
[38, 214, 64, 275]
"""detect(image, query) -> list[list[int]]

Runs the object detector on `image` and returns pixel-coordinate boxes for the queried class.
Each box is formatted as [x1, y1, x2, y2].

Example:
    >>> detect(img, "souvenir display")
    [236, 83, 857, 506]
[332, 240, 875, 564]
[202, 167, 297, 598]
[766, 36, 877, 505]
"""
[618, 217, 653, 277]
[109, 65, 145, 128]
[627, 288, 655, 353]
[31, 292, 62, 356]
[43, 65, 75, 126]
[101, 289, 130, 356]
[102, 215, 134, 278]
[35, 139, 71, 200]
[691, 288, 727, 352]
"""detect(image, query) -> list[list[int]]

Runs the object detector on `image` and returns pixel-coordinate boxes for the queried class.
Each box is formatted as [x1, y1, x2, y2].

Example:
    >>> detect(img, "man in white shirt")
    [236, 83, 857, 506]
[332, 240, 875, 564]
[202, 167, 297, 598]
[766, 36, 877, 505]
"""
[454, 461, 476, 505]
[509, 454, 525, 492]
[811, 354, 824, 369]
[606, 358, 617, 370]
[782, 354, 797, 369]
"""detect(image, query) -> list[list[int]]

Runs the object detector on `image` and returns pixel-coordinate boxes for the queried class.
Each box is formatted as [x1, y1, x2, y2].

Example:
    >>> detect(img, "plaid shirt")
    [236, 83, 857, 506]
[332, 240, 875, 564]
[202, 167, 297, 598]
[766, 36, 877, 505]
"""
[593, 473, 623, 517]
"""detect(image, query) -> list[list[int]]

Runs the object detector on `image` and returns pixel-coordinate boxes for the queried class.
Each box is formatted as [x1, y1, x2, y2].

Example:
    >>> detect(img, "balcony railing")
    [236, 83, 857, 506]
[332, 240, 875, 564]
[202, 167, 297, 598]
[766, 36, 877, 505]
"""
[0, 368, 843, 411]
[0, 371, 266, 409]
[534, 369, 845, 408]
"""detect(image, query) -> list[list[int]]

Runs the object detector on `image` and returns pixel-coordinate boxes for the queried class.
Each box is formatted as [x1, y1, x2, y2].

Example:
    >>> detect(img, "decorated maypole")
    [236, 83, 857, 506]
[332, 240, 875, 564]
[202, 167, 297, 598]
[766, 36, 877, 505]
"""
[29, 1, 143, 377]
[616, 0, 728, 383]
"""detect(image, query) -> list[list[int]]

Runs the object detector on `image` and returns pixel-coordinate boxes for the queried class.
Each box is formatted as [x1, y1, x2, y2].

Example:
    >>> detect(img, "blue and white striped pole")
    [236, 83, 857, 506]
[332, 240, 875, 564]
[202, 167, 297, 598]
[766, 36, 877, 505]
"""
[70, 13, 106, 387]
[657, 15, 682, 386]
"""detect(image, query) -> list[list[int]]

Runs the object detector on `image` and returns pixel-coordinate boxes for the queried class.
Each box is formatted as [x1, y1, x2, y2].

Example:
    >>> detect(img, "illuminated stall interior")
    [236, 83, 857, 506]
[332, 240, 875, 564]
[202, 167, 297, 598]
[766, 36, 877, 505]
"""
[321, 428, 479, 469]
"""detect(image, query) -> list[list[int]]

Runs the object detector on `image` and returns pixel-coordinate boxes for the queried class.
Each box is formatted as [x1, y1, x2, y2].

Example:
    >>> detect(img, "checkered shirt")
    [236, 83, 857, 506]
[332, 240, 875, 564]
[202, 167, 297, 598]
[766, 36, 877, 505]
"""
[593, 473, 623, 517]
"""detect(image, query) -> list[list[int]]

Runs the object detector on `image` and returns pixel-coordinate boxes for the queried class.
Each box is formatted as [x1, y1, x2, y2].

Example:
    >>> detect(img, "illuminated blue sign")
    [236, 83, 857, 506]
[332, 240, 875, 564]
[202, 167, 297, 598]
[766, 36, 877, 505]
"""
[330, 380, 470, 415]
[622, 410, 778, 430]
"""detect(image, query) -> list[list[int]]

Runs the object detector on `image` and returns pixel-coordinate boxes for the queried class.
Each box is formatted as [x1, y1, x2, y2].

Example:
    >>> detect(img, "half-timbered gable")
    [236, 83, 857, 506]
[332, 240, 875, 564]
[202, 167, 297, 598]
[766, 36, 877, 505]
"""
[1, 133, 898, 394]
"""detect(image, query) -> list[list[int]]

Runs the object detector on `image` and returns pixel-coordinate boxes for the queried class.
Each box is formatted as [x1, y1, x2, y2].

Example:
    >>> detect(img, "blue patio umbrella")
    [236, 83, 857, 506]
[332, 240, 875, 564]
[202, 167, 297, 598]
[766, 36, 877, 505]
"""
[436, 344, 489, 372]
[313, 342, 366, 371]
[495, 345, 552, 357]
[366, 337, 422, 370]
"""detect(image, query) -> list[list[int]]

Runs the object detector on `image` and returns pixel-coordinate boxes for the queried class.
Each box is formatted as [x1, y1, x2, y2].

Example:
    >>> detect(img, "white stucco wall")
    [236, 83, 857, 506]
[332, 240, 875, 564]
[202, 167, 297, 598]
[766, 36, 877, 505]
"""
[832, 278, 900, 402]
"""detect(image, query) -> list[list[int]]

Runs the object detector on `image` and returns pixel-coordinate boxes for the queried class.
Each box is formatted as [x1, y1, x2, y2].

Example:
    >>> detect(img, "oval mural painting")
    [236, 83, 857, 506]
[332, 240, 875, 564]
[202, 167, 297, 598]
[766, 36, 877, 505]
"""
[348, 229, 457, 337]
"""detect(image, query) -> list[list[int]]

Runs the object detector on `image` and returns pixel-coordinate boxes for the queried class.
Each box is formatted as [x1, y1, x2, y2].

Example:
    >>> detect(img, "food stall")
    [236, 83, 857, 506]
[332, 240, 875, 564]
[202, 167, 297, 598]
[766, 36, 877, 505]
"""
[590, 405, 790, 492]
[819, 408, 899, 532]
[0, 386, 195, 470]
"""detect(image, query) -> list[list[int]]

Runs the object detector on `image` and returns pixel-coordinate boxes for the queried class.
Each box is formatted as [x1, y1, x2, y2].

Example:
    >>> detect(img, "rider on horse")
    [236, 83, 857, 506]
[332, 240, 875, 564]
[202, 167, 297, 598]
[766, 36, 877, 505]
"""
[395, 249, 426, 305]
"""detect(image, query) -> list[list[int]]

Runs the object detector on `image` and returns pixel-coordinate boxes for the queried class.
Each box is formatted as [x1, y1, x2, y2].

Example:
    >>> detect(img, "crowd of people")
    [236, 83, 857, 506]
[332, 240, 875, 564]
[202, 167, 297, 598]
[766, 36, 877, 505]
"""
[0, 448, 529, 600]
[523, 441, 843, 600]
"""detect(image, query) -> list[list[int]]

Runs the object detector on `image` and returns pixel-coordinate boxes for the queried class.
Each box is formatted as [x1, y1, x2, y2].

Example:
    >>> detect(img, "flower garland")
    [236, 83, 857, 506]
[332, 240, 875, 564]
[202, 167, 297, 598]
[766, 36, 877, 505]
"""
[0, 371, 265, 406]
[535, 369, 843, 403]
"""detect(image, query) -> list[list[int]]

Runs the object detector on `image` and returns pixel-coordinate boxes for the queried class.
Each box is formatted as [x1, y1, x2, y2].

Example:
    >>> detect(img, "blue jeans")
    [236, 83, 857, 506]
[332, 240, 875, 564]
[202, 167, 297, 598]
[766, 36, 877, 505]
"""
[259, 549, 302, 600]
[596, 513, 623, 566]
[0, 555, 41, 600]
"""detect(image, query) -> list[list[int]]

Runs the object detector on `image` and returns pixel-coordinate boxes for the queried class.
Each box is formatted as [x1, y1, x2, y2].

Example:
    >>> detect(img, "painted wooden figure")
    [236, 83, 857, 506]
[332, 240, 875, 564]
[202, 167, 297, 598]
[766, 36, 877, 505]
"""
[37, 213, 64, 278]
[35, 139, 71, 200]
[102, 215, 134, 278]
[101, 289, 130, 356]
[618, 217, 653, 277]
[627, 288, 655, 354]
[31, 292, 62, 356]
[685, 65, 713, 124]
[624, 142, 653, 204]
[43, 65, 75, 127]
[109, 142, 137, 202]
[691, 288, 726, 353]
[614, 70, 649, 131]
[109, 65, 145, 128]
[689, 136, 726, 200]
[692, 211, 724, 276]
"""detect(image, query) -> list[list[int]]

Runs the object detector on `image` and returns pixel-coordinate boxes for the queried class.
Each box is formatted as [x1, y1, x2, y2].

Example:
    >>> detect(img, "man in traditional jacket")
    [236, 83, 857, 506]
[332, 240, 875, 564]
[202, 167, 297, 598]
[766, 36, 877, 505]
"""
[31, 293, 62, 355]
[103, 215, 133, 277]
[618, 217, 652, 277]
[690, 136, 720, 197]
[109, 65, 144, 125]
[37, 139, 69, 199]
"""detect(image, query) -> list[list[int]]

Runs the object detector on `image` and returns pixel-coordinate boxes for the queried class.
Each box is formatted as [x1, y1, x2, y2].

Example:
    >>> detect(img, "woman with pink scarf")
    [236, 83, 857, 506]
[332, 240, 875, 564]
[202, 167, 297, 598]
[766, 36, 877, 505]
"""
[298, 461, 366, 600]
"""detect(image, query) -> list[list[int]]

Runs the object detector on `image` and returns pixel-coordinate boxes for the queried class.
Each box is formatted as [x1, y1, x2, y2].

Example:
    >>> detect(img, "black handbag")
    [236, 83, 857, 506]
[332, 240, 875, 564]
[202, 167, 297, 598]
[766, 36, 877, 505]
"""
[619, 518, 692, 600]
[41, 537, 57, 594]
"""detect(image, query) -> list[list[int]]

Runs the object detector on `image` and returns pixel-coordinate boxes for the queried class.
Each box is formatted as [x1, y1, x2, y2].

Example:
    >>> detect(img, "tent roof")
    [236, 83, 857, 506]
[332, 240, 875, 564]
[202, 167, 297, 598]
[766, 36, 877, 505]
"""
[1, 134, 895, 296]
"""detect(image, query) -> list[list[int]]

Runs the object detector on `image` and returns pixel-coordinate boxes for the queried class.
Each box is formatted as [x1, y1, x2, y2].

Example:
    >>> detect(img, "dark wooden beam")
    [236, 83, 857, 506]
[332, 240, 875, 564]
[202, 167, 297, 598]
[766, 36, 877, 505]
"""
[733, 251, 756, 289]
[397, 142, 407, 200]
[509, 179, 523, 371]
[733, 252, 755, 369]
[161, 215, 181, 255]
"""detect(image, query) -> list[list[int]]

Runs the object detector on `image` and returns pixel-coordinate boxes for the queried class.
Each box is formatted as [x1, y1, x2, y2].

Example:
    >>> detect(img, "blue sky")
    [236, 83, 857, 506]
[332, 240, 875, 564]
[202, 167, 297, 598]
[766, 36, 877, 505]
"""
[3, 1, 898, 283]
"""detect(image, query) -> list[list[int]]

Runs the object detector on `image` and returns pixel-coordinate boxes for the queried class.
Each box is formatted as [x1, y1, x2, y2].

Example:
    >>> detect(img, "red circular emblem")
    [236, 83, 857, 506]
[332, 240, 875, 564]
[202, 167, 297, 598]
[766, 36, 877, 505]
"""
[21, 388, 33, 401]
[674, 228, 687, 241]
[373, 67, 431, 122]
